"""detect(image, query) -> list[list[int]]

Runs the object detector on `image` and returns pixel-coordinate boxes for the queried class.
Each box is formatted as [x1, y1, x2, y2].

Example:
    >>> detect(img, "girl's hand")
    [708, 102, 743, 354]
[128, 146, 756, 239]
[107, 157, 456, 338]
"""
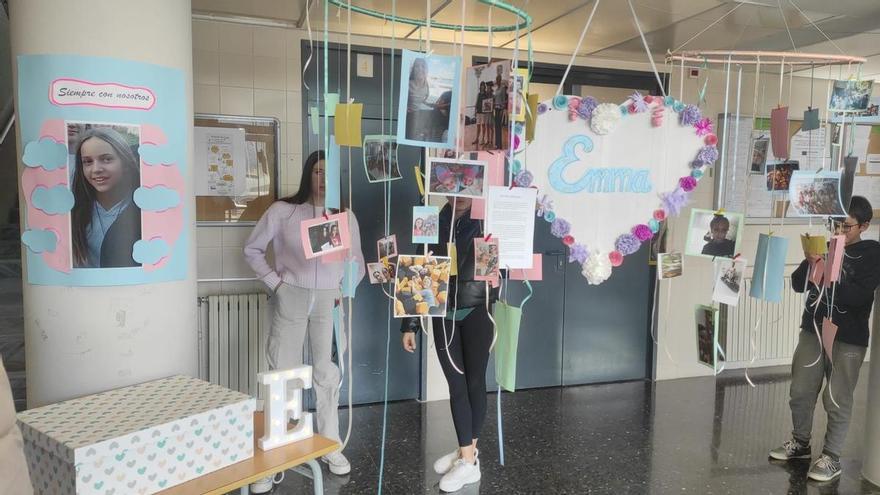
[402, 333, 417, 353]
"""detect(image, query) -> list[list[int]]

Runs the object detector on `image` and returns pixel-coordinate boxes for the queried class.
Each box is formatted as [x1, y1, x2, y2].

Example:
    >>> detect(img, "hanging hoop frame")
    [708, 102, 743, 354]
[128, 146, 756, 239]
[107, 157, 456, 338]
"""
[667, 50, 865, 67]
[325, 0, 532, 32]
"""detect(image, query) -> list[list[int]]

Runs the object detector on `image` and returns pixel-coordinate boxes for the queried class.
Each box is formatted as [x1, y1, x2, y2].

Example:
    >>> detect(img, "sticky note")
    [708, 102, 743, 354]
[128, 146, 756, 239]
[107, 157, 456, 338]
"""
[802, 108, 820, 131]
[334, 103, 363, 147]
[801, 234, 827, 256]
[525, 93, 539, 142]
[750, 233, 788, 303]
[510, 254, 543, 281]
[770, 106, 789, 160]
[325, 135, 341, 209]
[325, 93, 339, 116]
[447, 242, 457, 276]
[824, 235, 845, 286]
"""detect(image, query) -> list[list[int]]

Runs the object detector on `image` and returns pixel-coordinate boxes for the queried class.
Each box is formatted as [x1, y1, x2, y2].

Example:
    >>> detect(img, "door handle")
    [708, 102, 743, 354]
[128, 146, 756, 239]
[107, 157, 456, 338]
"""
[544, 250, 565, 256]
[544, 249, 566, 271]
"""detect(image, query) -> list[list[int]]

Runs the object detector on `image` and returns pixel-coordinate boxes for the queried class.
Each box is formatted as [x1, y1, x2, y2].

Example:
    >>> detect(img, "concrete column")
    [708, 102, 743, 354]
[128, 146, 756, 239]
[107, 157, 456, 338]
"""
[9, 0, 197, 407]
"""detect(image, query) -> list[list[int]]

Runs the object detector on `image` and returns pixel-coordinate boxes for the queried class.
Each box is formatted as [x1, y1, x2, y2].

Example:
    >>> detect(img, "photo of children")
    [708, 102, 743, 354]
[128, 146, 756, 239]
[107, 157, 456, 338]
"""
[377, 234, 398, 260]
[685, 209, 743, 259]
[829, 79, 874, 112]
[750, 136, 769, 173]
[765, 161, 799, 191]
[367, 261, 396, 284]
[363, 135, 401, 183]
[393, 255, 451, 317]
[789, 171, 848, 217]
[474, 237, 500, 281]
[397, 50, 461, 149]
[657, 252, 683, 280]
[412, 206, 440, 244]
[695, 305, 718, 368]
[712, 257, 746, 306]
[67, 122, 143, 269]
[462, 60, 512, 151]
[426, 157, 487, 199]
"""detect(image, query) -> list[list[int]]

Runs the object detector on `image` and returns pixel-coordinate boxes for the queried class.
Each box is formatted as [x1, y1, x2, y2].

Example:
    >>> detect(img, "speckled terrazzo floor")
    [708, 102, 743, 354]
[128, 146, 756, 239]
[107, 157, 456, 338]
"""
[260, 366, 880, 495]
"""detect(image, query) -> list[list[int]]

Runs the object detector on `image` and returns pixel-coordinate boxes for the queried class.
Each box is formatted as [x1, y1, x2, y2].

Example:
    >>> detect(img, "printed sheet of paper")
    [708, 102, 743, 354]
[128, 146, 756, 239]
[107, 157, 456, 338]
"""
[867, 154, 880, 175]
[718, 114, 754, 212]
[789, 127, 828, 169]
[194, 126, 246, 196]
[852, 125, 872, 164]
[852, 175, 880, 207]
[485, 186, 538, 269]
[510, 254, 542, 281]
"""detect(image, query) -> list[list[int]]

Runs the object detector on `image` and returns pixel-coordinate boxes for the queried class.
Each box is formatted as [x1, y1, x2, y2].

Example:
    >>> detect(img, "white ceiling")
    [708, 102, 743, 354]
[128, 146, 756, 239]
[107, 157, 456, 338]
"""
[192, 0, 880, 77]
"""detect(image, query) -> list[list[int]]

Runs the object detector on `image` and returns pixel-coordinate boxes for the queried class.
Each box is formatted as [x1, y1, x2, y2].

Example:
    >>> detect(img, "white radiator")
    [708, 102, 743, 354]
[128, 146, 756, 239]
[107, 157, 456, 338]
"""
[199, 293, 270, 398]
[723, 276, 803, 368]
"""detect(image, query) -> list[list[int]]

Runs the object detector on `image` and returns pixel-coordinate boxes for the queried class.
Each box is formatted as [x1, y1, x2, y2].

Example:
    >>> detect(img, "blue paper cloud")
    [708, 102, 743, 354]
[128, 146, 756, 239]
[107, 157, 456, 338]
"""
[139, 144, 175, 165]
[21, 229, 57, 253]
[31, 185, 74, 214]
[22, 138, 68, 170]
[134, 186, 180, 212]
[133, 238, 170, 265]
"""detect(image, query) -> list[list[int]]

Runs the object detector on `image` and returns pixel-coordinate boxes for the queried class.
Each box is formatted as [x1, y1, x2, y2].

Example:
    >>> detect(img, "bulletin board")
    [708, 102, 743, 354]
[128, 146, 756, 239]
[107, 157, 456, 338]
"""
[194, 114, 280, 225]
[834, 121, 880, 220]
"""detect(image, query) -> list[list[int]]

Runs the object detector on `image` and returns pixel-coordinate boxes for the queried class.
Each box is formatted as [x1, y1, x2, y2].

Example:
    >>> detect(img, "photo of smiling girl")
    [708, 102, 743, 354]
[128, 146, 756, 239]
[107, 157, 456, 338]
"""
[70, 126, 142, 268]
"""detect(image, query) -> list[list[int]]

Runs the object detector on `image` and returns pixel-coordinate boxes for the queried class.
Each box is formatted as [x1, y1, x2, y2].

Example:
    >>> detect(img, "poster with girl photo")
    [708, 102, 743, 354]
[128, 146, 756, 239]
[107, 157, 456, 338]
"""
[712, 257, 746, 306]
[300, 212, 350, 258]
[362, 135, 401, 183]
[377, 234, 398, 260]
[67, 122, 143, 269]
[412, 206, 440, 244]
[462, 60, 512, 151]
[474, 237, 500, 281]
[685, 209, 744, 260]
[426, 157, 487, 199]
[396, 50, 462, 149]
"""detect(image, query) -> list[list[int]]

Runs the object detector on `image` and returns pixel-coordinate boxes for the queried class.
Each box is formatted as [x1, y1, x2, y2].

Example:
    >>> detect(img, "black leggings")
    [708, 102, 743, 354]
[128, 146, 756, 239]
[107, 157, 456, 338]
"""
[432, 305, 494, 447]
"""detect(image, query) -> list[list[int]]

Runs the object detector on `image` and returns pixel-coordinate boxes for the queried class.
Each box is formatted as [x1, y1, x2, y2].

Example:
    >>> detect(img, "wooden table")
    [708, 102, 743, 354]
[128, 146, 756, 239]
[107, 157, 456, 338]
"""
[159, 412, 339, 495]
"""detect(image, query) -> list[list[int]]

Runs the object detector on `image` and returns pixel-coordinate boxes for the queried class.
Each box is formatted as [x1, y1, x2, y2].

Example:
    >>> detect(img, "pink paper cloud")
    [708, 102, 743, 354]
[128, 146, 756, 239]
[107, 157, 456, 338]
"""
[140, 163, 184, 272]
[39, 119, 66, 143]
[140, 124, 168, 146]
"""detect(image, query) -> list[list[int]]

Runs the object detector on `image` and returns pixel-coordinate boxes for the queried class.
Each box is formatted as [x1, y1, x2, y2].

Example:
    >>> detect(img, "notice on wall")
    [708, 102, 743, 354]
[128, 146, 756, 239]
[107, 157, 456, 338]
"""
[789, 127, 829, 170]
[195, 126, 247, 196]
[485, 186, 538, 269]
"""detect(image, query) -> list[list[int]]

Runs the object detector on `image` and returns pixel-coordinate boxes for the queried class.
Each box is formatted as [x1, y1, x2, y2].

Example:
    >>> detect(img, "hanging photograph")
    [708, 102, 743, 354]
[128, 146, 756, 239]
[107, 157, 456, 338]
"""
[712, 257, 746, 306]
[426, 157, 487, 199]
[362, 135, 401, 183]
[695, 304, 719, 369]
[657, 252, 683, 280]
[412, 206, 440, 244]
[299, 212, 351, 259]
[750, 136, 769, 173]
[684, 209, 744, 259]
[393, 255, 451, 317]
[765, 160, 799, 191]
[829, 79, 874, 112]
[396, 50, 462, 149]
[377, 234, 398, 260]
[788, 170, 848, 217]
[462, 60, 512, 151]
[473, 237, 500, 281]
[367, 261, 395, 284]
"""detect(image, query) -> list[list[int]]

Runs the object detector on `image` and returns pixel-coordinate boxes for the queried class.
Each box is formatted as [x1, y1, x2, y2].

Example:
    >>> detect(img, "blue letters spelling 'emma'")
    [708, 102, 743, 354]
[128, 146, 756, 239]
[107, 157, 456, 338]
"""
[548, 135, 652, 194]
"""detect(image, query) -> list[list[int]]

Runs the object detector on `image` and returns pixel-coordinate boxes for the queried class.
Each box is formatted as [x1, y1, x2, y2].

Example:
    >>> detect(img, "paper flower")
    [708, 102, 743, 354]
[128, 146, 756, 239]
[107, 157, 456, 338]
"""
[577, 96, 598, 120]
[651, 107, 665, 127]
[648, 219, 661, 233]
[679, 175, 698, 192]
[553, 95, 569, 110]
[673, 102, 686, 112]
[551, 218, 571, 238]
[582, 252, 612, 285]
[653, 209, 667, 221]
[514, 170, 534, 187]
[609, 251, 624, 267]
[568, 96, 582, 121]
[664, 96, 675, 106]
[544, 211, 556, 222]
[630, 91, 649, 113]
[538, 102, 548, 115]
[615, 233, 640, 256]
[644, 95, 655, 104]
[697, 146, 719, 165]
[591, 103, 622, 135]
[620, 105, 630, 116]
[632, 224, 653, 242]
[704, 133, 718, 146]
[680, 105, 701, 126]
[569, 243, 589, 264]
[695, 118, 713, 136]
[511, 159, 522, 174]
[536, 194, 554, 217]
[660, 188, 690, 216]
[562, 235, 575, 246]
[692, 169, 704, 180]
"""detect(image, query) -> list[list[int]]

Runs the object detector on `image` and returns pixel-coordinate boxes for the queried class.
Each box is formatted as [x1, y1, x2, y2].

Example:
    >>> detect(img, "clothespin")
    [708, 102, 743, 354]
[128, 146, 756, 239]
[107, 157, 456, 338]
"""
[323, 211, 330, 221]
[733, 253, 741, 260]
[714, 208, 725, 216]
[484, 233, 492, 242]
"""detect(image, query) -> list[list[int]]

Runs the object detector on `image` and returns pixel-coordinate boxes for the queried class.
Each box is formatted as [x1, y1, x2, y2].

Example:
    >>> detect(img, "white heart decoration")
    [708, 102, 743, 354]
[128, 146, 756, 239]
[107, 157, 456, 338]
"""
[521, 94, 717, 284]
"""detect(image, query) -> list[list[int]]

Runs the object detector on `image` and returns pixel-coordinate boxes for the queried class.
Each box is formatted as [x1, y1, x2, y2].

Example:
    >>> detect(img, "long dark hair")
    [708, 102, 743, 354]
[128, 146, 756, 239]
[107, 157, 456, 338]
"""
[283, 150, 325, 205]
[71, 128, 140, 266]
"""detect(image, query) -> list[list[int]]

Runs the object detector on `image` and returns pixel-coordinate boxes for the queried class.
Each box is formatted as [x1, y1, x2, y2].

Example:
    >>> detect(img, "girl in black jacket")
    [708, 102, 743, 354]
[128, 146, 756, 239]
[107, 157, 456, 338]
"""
[401, 196, 499, 492]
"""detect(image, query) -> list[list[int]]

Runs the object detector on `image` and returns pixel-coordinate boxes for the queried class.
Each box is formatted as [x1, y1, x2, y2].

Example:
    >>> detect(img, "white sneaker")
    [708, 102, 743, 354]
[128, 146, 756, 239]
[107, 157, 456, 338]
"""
[249, 476, 273, 494]
[433, 448, 478, 474]
[321, 451, 351, 475]
[439, 458, 480, 492]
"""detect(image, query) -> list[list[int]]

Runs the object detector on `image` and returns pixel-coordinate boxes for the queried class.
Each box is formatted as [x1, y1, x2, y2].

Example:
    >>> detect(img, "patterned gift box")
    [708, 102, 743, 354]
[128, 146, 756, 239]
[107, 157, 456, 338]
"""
[17, 375, 256, 495]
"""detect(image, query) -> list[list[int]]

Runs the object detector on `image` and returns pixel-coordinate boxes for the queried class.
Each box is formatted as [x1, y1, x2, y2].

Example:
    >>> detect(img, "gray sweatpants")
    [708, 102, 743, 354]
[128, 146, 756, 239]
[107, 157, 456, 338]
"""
[790, 331, 867, 458]
[267, 284, 343, 443]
